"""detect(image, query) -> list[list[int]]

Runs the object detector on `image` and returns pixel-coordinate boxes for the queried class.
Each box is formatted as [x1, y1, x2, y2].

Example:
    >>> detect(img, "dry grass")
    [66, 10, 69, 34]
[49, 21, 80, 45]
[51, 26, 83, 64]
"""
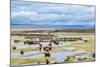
[70, 36, 95, 52]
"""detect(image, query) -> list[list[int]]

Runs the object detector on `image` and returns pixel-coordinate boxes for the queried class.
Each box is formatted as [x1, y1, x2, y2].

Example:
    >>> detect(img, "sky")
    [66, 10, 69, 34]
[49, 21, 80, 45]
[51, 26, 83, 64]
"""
[11, 1, 95, 28]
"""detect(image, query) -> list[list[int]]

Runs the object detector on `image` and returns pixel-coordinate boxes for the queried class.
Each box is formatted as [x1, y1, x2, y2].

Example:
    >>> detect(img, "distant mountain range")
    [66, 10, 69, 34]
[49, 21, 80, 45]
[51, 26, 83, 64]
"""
[11, 24, 95, 29]
[11, 24, 95, 33]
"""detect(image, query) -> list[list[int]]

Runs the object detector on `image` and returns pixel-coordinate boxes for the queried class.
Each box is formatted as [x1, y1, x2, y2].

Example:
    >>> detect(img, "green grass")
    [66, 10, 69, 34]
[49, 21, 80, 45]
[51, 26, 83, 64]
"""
[11, 57, 54, 65]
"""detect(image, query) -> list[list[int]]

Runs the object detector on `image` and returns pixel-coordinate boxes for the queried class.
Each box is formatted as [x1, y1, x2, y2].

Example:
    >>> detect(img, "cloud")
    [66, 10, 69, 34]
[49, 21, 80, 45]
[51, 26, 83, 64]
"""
[11, 1, 95, 27]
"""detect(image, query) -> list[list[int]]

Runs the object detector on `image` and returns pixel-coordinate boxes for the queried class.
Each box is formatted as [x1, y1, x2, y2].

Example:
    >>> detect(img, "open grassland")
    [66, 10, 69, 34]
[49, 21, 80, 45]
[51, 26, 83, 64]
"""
[11, 57, 54, 65]
[11, 32, 95, 65]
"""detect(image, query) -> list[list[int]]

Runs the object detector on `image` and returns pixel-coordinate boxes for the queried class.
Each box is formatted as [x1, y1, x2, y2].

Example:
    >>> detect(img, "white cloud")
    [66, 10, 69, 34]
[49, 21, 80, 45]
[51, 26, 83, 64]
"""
[11, 1, 95, 26]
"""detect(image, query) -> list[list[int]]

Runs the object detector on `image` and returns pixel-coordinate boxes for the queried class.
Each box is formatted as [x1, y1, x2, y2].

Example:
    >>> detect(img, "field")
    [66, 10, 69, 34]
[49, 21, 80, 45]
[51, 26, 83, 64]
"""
[10, 1, 95, 66]
[11, 29, 95, 66]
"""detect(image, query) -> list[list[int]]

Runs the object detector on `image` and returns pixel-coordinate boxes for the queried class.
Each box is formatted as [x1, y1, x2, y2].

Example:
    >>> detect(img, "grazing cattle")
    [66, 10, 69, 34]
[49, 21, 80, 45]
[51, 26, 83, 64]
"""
[49, 43, 52, 46]
[12, 46, 16, 50]
[80, 38, 88, 42]
[45, 52, 50, 57]
[48, 44, 52, 50]
[14, 40, 20, 43]
[84, 40, 88, 42]
[64, 56, 70, 61]
[45, 59, 50, 64]
[20, 50, 24, 55]
[24, 41, 37, 45]
[39, 44, 42, 52]
[43, 46, 51, 64]
[92, 53, 95, 58]
[79, 37, 82, 40]
[53, 40, 59, 45]
[43, 47, 50, 52]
